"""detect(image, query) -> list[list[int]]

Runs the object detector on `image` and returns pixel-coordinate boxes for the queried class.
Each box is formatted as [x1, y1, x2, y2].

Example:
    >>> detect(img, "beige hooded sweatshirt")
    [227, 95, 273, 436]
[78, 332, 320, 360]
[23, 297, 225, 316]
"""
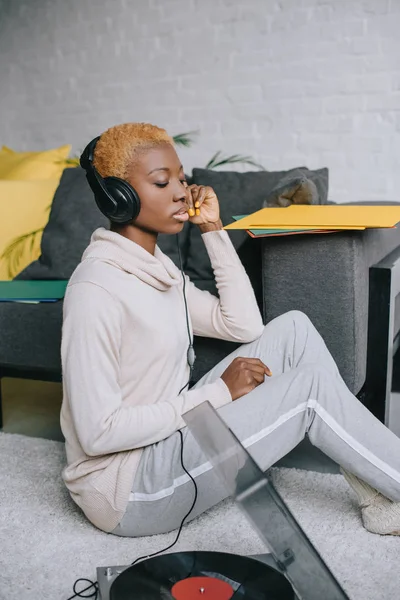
[60, 227, 264, 532]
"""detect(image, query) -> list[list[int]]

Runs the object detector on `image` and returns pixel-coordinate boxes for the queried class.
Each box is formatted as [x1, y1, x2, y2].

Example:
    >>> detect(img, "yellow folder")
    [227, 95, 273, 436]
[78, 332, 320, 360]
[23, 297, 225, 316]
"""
[224, 205, 400, 230]
[244, 224, 366, 231]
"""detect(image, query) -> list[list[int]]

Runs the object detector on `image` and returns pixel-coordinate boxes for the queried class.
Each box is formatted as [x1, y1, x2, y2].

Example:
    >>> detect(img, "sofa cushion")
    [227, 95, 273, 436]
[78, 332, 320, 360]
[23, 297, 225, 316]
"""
[263, 168, 324, 208]
[17, 168, 191, 280]
[186, 167, 328, 284]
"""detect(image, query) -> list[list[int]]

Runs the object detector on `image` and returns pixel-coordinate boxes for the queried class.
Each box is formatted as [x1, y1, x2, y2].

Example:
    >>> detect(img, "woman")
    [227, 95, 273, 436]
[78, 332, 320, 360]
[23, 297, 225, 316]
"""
[61, 122, 400, 538]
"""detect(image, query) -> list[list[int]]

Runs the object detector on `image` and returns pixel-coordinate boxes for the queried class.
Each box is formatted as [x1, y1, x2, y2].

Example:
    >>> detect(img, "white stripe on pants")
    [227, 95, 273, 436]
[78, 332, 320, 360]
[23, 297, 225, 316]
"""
[112, 310, 400, 537]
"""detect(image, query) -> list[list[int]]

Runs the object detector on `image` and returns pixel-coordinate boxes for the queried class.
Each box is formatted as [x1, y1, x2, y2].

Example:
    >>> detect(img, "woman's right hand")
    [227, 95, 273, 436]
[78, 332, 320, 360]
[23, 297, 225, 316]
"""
[221, 357, 272, 401]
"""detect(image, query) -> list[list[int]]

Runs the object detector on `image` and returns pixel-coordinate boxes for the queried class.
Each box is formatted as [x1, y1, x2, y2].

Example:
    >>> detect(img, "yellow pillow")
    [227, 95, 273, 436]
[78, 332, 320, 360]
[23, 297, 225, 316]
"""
[0, 144, 71, 180]
[0, 179, 59, 280]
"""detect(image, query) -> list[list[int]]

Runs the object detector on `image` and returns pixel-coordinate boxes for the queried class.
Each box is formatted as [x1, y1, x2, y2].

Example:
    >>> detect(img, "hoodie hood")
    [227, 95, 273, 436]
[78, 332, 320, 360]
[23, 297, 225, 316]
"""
[81, 227, 181, 291]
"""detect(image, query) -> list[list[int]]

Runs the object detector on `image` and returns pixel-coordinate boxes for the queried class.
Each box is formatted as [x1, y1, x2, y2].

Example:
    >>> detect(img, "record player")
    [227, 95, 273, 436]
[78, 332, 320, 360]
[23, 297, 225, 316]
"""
[97, 402, 350, 600]
[97, 552, 294, 599]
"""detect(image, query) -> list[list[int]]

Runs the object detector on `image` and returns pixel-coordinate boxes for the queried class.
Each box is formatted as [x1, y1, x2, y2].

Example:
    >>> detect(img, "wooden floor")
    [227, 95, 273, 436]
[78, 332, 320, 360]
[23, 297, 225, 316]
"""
[2, 377, 64, 442]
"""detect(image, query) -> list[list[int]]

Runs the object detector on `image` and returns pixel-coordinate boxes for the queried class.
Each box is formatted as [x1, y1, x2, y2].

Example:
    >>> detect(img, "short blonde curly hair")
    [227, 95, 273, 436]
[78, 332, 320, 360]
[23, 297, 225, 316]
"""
[93, 122, 174, 180]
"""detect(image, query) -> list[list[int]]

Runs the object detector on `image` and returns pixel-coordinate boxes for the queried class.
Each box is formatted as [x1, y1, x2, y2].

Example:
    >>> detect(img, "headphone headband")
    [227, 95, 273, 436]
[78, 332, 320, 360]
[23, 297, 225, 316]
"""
[79, 136, 100, 170]
[80, 136, 141, 224]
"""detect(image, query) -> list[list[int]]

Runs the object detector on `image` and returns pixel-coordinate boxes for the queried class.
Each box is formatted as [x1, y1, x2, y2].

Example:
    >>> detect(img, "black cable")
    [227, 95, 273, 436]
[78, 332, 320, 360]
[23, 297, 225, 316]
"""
[177, 232, 194, 395]
[67, 234, 198, 598]
[178, 380, 191, 394]
[66, 579, 98, 600]
[177, 235, 192, 354]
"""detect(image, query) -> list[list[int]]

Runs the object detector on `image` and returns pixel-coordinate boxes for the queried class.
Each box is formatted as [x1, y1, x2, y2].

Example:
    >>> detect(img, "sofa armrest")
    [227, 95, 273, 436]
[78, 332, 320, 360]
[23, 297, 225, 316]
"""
[261, 231, 368, 394]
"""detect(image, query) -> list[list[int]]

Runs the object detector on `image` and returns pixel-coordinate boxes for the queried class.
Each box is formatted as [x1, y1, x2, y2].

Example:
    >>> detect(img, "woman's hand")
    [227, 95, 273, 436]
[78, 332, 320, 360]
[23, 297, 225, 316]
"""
[185, 184, 220, 225]
[221, 357, 272, 401]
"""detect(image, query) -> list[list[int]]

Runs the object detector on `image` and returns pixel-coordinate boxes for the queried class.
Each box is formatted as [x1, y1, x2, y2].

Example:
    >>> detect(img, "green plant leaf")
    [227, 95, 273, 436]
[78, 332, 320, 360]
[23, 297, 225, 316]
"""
[172, 131, 198, 147]
[55, 157, 80, 167]
[205, 151, 266, 171]
[64, 157, 80, 166]
[1, 228, 43, 279]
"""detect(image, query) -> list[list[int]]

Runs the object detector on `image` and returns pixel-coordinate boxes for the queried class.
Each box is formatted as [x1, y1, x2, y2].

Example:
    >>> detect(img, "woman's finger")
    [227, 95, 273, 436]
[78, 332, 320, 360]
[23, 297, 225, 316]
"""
[238, 359, 267, 376]
[195, 187, 207, 215]
[245, 363, 269, 378]
[246, 369, 265, 385]
[187, 186, 195, 216]
[242, 357, 272, 377]
[189, 185, 203, 216]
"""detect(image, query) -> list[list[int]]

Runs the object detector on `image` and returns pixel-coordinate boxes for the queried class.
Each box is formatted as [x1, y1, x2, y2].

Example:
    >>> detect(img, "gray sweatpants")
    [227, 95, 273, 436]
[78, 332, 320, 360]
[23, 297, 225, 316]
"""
[112, 310, 400, 537]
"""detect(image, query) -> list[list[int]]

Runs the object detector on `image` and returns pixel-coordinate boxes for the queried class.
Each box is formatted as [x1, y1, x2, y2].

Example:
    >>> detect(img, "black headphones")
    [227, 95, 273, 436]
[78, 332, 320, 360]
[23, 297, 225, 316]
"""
[80, 136, 141, 224]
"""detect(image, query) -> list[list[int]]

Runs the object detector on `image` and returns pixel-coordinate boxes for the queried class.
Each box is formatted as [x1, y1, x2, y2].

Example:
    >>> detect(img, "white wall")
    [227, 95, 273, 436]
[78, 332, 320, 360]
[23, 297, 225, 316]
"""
[0, 0, 399, 202]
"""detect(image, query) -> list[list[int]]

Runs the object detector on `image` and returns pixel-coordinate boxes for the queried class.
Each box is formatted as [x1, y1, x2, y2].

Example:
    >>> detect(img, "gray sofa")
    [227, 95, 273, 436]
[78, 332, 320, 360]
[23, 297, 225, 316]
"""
[0, 165, 399, 428]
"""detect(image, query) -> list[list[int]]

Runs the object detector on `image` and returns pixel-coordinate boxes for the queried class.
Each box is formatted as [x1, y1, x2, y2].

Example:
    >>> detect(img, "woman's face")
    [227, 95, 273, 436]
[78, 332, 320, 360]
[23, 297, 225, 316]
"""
[126, 143, 189, 235]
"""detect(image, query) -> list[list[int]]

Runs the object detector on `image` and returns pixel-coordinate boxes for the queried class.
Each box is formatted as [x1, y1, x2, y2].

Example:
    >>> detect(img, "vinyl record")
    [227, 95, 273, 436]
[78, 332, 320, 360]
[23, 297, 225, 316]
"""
[110, 551, 294, 599]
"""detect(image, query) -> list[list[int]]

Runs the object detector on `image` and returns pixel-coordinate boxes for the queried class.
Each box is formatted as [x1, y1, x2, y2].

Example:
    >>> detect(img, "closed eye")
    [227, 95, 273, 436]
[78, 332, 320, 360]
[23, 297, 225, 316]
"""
[154, 180, 187, 188]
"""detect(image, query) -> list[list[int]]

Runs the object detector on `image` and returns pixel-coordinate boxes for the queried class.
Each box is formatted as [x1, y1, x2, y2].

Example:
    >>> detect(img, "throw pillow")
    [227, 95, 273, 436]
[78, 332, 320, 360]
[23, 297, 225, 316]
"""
[0, 144, 71, 180]
[263, 168, 322, 207]
[186, 167, 329, 285]
[0, 179, 60, 280]
[17, 167, 191, 280]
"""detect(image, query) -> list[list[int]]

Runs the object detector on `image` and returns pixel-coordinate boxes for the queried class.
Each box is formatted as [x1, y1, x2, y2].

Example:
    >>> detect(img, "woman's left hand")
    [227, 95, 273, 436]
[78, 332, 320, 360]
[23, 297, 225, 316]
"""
[185, 184, 220, 225]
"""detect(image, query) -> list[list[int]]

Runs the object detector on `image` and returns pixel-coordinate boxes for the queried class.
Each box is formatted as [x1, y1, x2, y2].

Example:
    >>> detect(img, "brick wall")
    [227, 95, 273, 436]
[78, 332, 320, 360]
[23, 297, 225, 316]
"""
[0, 0, 399, 201]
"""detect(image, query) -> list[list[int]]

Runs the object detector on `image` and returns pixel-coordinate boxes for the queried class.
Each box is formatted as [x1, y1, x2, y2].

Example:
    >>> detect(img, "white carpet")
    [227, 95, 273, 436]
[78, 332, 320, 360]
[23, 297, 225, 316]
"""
[0, 432, 399, 600]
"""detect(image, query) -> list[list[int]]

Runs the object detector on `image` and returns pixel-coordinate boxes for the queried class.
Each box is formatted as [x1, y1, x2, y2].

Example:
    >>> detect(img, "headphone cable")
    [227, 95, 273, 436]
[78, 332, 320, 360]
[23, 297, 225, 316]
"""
[177, 233, 194, 394]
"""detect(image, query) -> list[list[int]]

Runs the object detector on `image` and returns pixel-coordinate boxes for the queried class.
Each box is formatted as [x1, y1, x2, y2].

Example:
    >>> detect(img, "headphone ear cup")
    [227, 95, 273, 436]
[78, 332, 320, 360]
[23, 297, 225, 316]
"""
[80, 136, 141, 225]
[103, 177, 141, 224]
